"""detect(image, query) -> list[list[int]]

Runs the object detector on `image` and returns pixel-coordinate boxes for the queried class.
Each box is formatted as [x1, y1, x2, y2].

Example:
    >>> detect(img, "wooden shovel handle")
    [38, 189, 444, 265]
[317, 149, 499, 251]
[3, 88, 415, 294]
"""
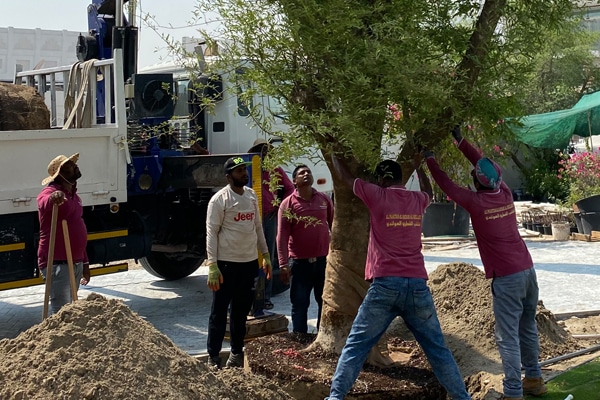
[61, 219, 78, 302]
[42, 203, 58, 320]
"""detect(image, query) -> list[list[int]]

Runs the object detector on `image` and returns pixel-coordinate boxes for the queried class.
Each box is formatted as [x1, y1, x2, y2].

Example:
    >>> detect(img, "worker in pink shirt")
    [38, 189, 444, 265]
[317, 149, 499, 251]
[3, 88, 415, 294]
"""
[277, 164, 333, 333]
[37, 153, 90, 315]
[424, 125, 545, 400]
[326, 156, 471, 400]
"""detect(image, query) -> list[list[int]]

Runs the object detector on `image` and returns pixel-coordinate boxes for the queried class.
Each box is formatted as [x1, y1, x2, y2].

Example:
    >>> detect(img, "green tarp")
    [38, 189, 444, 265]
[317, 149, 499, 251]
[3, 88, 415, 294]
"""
[510, 91, 600, 149]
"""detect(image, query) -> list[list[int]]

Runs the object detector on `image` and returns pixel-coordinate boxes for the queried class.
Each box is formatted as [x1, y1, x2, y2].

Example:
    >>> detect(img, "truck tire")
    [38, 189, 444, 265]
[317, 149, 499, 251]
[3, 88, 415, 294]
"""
[139, 252, 202, 280]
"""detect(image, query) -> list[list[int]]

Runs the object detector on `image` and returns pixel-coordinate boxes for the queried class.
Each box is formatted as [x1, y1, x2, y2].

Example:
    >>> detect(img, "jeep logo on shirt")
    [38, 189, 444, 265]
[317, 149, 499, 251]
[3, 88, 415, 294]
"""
[234, 212, 255, 221]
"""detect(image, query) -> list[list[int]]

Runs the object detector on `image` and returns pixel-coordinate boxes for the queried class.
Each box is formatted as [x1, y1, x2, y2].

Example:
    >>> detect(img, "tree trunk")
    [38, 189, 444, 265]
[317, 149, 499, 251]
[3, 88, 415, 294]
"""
[0, 83, 50, 130]
[309, 159, 394, 367]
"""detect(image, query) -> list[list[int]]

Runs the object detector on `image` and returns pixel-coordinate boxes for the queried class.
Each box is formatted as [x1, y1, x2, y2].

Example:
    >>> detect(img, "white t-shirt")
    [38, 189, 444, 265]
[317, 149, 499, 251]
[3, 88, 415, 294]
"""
[206, 185, 268, 263]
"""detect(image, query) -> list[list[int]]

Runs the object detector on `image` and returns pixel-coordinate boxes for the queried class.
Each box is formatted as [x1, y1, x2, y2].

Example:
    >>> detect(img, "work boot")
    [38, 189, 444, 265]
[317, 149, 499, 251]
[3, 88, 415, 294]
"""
[207, 355, 221, 370]
[225, 352, 244, 368]
[522, 376, 548, 396]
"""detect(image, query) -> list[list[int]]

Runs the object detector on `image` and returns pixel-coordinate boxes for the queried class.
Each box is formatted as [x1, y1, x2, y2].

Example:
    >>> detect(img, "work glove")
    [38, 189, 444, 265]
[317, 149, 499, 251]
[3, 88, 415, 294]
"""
[262, 253, 272, 280]
[423, 149, 435, 159]
[451, 125, 463, 143]
[279, 264, 290, 285]
[207, 263, 223, 291]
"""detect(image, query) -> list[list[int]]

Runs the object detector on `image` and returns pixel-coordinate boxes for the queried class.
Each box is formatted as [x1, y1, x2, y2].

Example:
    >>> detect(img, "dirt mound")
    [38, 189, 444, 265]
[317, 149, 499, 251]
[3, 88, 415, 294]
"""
[426, 263, 583, 399]
[0, 293, 291, 400]
[428, 262, 581, 370]
[0, 83, 50, 130]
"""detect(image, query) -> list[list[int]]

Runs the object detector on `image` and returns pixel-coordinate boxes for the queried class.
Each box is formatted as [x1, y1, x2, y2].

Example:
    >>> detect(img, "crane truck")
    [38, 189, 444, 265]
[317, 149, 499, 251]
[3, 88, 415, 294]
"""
[0, 0, 332, 291]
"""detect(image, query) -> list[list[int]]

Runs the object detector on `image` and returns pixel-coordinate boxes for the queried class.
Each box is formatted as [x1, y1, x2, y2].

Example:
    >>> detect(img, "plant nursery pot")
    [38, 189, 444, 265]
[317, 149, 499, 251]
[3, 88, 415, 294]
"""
[574, 212, 584, 234]
[580, 211, 600, 235]
[422, 202, 470, 238]
[574, 194, 600, 213]
[551, 222, 570, 241]
[526, 222, 533, 231]
[543, 225, 552, 236]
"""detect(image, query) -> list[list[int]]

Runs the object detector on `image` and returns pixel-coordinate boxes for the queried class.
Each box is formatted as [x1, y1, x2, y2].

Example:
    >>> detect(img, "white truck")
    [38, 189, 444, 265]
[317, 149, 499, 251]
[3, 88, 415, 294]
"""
[0, 0, 332, 291]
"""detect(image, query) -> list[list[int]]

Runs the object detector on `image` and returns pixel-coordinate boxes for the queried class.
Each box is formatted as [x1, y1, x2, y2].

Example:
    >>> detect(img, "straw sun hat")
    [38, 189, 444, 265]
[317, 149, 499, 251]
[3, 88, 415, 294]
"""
[41, 153, 79, 185]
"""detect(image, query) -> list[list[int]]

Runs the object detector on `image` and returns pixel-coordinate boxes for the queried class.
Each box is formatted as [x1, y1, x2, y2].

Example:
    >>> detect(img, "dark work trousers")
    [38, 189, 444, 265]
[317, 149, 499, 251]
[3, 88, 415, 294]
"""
[207, 260, 259, 357]
[289, 256, 326, 333]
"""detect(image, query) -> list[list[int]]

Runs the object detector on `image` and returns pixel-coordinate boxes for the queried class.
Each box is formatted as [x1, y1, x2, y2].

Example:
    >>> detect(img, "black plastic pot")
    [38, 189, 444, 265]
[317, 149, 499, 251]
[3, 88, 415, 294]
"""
[580, 211, 600, 235]
[574, 212, 583, 233]
[422, 202, 470, 237]
[574, 194, 600, 213]
[543, 225, 552, 235]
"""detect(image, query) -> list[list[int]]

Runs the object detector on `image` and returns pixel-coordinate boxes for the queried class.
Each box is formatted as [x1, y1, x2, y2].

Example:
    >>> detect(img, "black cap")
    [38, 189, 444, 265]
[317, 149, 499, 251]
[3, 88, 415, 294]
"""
[375, 160, 403, 181]
[224, 157, 252, 173]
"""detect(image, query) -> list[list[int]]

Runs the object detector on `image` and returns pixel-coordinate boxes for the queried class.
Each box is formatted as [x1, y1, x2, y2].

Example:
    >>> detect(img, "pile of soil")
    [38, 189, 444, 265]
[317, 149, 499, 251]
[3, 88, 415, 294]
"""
[0, 293, 291, 400]
[427, 262, 582, 374]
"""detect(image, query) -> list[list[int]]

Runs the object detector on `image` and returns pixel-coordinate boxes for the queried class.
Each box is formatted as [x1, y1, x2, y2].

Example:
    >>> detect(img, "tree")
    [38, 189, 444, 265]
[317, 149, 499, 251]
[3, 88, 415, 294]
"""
[172, 0, 577, 364]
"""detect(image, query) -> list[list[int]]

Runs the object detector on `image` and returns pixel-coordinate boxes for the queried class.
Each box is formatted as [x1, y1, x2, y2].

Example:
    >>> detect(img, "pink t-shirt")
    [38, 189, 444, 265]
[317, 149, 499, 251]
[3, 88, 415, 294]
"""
[353, 179, 430, 281]
[37, 183, 89, 269]
[261, 166, 294, 216]
[426, 139, 533, 278]
[277, 189, 333, 265]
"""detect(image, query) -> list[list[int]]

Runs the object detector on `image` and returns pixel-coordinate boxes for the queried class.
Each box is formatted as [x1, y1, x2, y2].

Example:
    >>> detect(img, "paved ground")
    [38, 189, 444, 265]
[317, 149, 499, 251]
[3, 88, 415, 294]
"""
[1, 238, 599, 354]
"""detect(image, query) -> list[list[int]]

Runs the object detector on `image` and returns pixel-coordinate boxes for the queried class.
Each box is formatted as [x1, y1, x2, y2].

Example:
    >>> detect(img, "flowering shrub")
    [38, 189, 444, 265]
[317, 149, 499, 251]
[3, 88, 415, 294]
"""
[558, 149, 600, 208]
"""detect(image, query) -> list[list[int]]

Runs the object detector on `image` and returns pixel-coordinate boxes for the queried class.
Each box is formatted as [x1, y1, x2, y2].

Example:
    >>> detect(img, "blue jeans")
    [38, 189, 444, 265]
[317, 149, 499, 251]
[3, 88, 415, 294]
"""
[328, 277, 470, 400]
[263, 212, 279, 301]
[40, 261, 83, 315]
[492, 267, 541, 398]
[289, 257, 326, 333]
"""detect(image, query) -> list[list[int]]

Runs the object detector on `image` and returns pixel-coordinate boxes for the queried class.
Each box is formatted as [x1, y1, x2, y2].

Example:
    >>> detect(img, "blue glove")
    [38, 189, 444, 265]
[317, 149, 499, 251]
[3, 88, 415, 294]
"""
[451, 125, 463, 143]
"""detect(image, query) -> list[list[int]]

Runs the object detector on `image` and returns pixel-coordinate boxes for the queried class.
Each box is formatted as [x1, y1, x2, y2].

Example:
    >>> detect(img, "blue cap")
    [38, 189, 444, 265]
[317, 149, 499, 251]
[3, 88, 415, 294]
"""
[475, 158, 502, 189]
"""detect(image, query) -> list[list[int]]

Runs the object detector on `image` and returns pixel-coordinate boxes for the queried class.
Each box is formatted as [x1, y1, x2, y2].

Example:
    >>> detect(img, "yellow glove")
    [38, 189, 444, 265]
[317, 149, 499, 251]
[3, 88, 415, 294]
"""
[262, 252, 272, 280]
[207, 263, 223, 291]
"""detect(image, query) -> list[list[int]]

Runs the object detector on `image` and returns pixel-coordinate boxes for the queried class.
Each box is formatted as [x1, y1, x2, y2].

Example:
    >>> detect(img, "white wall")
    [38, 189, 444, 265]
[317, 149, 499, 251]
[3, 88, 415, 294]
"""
[0, 27, 79, 82]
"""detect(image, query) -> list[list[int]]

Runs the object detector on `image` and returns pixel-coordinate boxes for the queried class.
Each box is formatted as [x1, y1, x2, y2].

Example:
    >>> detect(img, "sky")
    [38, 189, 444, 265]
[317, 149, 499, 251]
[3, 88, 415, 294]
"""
[0, 0, 212, 67]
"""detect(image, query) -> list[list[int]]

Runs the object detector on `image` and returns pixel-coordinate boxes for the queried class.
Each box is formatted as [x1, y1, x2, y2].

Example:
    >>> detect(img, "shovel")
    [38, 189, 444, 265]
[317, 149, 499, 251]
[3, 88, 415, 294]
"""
[42, 204, 58, 320]
[62, 219, 79, 302]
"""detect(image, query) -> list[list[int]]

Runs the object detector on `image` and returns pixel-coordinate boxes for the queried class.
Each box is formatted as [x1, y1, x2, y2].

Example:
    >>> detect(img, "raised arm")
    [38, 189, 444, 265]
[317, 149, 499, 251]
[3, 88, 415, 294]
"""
[330, 155, 356, 188]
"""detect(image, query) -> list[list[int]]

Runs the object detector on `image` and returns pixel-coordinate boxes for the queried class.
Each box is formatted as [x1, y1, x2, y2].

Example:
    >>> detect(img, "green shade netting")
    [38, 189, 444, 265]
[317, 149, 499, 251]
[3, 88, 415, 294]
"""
[509, 91, 600, 149]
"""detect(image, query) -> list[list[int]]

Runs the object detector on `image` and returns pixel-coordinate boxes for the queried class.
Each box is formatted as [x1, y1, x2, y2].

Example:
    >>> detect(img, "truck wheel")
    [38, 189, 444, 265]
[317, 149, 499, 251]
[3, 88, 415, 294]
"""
[139, 252, 202, 280]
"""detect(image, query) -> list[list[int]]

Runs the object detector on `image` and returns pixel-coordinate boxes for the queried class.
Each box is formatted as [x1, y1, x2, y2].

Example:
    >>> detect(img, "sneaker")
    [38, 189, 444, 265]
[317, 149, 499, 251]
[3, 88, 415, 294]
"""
[225, 352, 244, 368]
[207, 355, 221, 370]
[522, 376, 548, 396]
[264, 300, 274, 310]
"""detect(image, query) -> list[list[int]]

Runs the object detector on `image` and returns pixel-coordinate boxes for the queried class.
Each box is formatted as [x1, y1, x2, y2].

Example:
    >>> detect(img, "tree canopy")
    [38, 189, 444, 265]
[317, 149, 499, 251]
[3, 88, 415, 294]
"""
[175, 0, 585, 357]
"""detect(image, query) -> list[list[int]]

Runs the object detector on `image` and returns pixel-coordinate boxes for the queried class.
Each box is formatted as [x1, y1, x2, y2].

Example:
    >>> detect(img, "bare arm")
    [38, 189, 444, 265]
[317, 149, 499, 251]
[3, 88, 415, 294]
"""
[330, 155, 355, 188]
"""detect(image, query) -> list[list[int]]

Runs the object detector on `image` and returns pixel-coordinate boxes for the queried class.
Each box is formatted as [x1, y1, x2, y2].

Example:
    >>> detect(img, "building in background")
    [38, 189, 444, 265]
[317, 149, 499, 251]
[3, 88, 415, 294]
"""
[0, 27, 79, 82]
